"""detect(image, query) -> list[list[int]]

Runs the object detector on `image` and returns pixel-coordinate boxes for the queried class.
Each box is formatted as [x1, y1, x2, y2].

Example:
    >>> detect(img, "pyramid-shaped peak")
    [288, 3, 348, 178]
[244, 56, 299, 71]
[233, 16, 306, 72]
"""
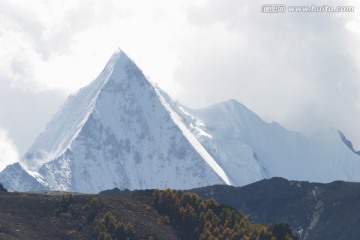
[114, 47, 123, 55]
[20, 47, 227, 192]
[108, 48, 128, 63]
[101, 48, 135, 73]
[22, 48, 142, 171]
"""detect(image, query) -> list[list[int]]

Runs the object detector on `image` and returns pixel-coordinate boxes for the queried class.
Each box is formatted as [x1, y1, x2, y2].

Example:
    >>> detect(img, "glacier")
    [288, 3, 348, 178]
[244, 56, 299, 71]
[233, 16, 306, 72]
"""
[1, 48, 360, 193]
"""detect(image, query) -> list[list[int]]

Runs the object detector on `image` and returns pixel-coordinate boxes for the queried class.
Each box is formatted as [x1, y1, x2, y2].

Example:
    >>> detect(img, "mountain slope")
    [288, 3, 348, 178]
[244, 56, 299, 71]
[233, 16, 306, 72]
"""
[0, 188, 299, 240]
[0, 190, 178, 240]
[19, 49, 229, 193]
[0, 163, 47, 192]
[2, 48, 360, 193]
[190, 178, 360, 240]
[162, 95, 360, 186]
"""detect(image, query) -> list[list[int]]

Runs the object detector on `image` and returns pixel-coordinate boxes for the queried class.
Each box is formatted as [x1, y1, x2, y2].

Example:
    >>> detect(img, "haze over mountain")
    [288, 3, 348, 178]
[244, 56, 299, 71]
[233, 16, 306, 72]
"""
[1, 49, 360, 193]
[163, 94, 360, 186]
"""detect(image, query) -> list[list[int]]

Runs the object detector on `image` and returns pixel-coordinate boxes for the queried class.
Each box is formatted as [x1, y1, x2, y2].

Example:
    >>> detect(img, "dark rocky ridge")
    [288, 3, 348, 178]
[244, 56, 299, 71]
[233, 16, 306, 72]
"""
[190, 177, 360, 240]
[338, 131, 360, 155]
[0, 183, 7, 192]
[97, 177, 360, 239]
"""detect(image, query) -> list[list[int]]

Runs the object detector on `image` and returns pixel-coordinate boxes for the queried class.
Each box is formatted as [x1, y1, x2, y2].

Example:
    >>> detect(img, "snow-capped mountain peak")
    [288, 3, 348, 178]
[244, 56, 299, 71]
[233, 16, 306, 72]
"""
[2, 48, 360, 193]
[18, 48, 228, 193]
[21, 49, 130, 171]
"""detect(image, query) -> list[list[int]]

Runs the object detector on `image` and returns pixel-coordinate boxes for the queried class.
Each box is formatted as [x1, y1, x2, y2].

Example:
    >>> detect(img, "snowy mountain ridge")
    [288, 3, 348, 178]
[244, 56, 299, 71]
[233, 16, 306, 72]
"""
[175, 101, 360, 186]
[1, 49, 360, 192]
[1, 49, 227, 192]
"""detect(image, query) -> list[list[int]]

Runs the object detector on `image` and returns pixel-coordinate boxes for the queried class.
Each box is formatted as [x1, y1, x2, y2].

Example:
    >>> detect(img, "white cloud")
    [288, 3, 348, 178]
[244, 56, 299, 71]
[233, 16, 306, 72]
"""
[0, 127, 19, 171]
[0, 0, 360, 153]
[173, 0, 360, 148]
[0, 0, 188, 94]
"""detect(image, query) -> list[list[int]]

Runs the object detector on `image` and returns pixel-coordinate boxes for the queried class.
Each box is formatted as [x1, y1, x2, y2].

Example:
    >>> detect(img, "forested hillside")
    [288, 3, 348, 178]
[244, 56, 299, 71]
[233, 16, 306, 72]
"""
[0, 187, 297, 240]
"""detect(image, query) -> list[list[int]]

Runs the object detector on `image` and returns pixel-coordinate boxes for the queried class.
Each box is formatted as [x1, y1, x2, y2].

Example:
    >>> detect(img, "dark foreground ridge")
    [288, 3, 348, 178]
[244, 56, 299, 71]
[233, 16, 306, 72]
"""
[189, 177, 360, 240]
[0, 186, 297, 240]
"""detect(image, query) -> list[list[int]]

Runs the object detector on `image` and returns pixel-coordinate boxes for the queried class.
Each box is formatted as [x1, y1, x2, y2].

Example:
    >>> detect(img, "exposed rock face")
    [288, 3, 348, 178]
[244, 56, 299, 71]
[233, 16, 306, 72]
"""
[0, 182, 7, 192]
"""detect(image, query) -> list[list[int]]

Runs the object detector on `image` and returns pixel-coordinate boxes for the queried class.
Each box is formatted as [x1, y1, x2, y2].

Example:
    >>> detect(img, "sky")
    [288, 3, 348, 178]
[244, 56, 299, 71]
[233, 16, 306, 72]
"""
[1, 0, 360, 171]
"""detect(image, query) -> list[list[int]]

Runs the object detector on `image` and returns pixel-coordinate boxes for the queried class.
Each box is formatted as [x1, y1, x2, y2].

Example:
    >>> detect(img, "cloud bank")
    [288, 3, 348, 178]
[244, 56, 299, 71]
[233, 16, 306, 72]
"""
[0, 0, 360, 158]
[176, 0, 360, 148]
[0, 127, 19, 171]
